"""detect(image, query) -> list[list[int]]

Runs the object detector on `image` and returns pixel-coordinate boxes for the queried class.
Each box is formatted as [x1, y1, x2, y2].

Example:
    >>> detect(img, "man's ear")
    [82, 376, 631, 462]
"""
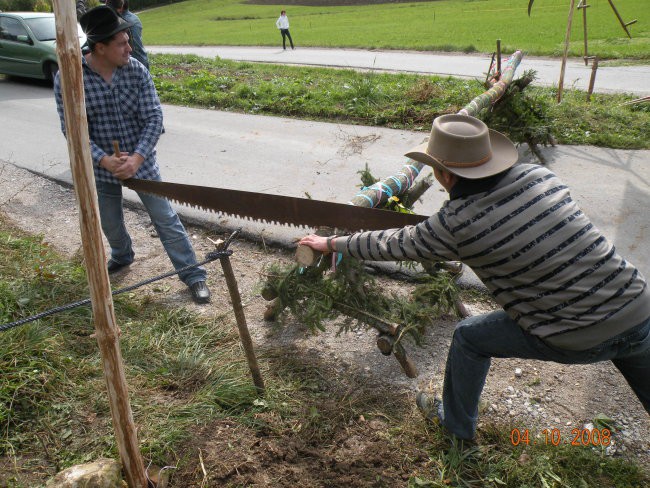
[94, 42, 106, 56]
[441, 170, 457, 188]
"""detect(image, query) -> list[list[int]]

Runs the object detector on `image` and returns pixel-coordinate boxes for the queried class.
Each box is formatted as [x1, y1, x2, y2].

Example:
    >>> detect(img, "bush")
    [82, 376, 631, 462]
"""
[0, 0, 38, 11]
[129, 0, 184, 11]
[0, 0, 100, 13]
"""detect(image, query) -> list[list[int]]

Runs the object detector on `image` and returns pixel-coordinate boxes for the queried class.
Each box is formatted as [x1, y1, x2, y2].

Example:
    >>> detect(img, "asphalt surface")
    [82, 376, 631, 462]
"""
[149, 45, 650, 97]
[1, 75, 648, 286]
[2, 44, 650, 282]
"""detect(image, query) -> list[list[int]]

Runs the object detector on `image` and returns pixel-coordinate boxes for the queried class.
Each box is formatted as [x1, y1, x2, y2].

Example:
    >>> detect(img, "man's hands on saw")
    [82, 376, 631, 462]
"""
[100, 151, 144, 180]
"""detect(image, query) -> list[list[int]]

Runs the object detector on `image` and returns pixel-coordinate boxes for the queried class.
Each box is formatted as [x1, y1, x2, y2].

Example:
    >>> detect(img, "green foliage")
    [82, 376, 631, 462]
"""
[264, 257, 459, 345]
[0, 0, 101, 13]
[482, 70, 556, 150]
[410, 422, 650, 488]
[357, 162, 380, 189]
[151, 54, 650, 150]
[140, 0, 650, 60]
[0, 222, 256, 469]
[0, 0, 36, 12]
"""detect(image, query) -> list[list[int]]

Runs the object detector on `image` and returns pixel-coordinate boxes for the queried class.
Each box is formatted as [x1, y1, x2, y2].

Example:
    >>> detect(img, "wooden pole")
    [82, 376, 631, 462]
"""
[219, 250, 266, 394]
[578, 0, 589, 65]
[607, 0, 636, 39]
[51, 2, 147, 487]
[496, 39, 501, 80]
[557, 0, 577, 103]
[587, 56, 598, 102]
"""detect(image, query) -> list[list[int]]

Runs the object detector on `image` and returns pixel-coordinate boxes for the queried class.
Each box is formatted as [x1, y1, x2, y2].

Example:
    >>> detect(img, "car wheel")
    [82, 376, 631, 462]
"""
[45, 62, 59, 82]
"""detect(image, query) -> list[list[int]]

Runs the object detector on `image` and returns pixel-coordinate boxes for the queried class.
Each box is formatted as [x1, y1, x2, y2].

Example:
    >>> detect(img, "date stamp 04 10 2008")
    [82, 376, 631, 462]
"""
[510, 427, 612, 447]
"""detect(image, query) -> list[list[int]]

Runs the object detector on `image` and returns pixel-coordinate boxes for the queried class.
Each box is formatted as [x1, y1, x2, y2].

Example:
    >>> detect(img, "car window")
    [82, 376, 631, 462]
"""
[0, 17, 31, 44]
[24, 17, 56, 42]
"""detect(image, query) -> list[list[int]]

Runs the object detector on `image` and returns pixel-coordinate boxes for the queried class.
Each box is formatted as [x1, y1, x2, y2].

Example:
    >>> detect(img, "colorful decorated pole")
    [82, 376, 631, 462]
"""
[458, 51, 523, 116]
[348, 50, 523, 212]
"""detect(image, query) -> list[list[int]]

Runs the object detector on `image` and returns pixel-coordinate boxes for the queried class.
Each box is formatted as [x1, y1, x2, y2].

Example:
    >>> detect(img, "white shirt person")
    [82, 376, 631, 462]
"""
[275, 10, 294, 50]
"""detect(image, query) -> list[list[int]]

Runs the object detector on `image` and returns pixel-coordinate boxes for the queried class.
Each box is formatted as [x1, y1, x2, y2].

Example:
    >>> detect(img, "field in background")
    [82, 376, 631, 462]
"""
[139, 0, 650, 59]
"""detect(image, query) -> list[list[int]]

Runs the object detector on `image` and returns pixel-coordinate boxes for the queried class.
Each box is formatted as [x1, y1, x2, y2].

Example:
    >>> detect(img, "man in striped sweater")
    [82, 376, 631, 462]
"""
[299, 114, 650, 443]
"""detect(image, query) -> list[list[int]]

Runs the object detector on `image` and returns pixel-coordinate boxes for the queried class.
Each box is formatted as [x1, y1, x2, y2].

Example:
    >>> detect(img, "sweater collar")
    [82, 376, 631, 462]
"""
[449, 168, 511, 200]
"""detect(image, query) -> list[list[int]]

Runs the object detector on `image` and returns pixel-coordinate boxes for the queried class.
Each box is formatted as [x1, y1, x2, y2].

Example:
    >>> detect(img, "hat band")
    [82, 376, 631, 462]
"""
[432, 152, 491, 168]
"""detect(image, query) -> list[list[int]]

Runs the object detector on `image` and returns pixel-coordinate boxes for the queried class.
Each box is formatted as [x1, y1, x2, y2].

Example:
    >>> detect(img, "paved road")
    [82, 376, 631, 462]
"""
[149, 45, 650, 97]
[1, 77, 648, 281]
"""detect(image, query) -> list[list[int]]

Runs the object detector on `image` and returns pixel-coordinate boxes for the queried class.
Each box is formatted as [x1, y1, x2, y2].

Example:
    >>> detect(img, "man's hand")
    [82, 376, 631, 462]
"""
[99, 153, 127, 174]
[112, 153, 144, 180]
[100, 152, 145, 180]
[298, 234, 330, 253]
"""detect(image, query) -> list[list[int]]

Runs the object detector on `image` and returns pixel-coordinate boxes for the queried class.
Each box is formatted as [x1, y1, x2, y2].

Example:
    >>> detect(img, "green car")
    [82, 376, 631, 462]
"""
[0, 12, 86, 81]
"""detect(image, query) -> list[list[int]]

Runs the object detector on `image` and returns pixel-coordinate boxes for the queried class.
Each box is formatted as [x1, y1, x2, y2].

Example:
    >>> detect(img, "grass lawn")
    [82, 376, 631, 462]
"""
[139, 0, 650, 60]
[1, 217, 649, 487]
[150, 54, 650, 149]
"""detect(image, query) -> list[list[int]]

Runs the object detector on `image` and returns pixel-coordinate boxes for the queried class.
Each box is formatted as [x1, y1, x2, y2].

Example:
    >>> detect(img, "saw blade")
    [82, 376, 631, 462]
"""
[123, 179, 428, 232]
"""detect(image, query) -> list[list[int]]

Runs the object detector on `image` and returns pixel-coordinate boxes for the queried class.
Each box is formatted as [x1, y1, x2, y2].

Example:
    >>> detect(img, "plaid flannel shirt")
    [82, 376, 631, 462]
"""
[54, 56, 162, 184]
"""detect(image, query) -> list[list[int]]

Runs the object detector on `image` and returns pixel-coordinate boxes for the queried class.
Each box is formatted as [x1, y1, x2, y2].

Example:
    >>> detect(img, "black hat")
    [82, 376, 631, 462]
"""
[80, 6, 132, 43]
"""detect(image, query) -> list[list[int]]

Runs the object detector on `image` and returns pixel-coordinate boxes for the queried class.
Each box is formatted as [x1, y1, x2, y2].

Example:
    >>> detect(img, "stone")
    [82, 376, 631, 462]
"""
[46, 458, 124, 488]
[514, 368, 522, 378]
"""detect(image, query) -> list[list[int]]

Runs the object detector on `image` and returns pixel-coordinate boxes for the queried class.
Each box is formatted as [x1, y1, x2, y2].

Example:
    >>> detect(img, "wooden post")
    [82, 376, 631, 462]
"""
[578, 0, 589, 65]
[587, 56, 598, 102]
[557, 0, 577, 103]
[607, 0, 636, 39]
[496, 39, 501, 80]
[51, 2, 147, 487]
[218, 243, 265, 394]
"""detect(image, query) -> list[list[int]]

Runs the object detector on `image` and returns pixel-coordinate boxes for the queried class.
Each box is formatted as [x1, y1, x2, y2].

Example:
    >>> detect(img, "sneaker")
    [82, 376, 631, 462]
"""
[189, 280, 210, 304]
[416, 391, 444, 425]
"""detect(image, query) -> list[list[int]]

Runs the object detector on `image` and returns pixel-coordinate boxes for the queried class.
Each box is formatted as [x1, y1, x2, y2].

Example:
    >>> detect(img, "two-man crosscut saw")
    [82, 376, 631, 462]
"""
[122, 179, 429, 231]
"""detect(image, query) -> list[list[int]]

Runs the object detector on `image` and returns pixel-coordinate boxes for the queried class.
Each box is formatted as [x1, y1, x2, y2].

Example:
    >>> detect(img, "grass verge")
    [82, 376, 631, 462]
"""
[1, 216, 649, 486]
[139, 0, 650, 61]
[0, 216, 257, 480]
[151, 54, 650, 149]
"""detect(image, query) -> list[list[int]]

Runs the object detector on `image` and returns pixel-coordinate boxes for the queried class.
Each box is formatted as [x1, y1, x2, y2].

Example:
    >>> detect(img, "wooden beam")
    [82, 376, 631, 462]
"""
[578, 0, 590, 65]
[607, 0, 635, 38]
[51, 2, 147, 487]
[557, 0, 577, 103]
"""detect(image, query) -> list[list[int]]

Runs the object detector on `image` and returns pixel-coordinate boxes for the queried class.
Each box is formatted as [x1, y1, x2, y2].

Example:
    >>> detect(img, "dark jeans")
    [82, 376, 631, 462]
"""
[280, 29, 294, 49]
[442, 310, 650, 440]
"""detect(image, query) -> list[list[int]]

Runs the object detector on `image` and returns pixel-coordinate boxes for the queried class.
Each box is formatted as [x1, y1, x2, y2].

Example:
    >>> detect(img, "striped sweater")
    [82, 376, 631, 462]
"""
[335, 164, 650, 350]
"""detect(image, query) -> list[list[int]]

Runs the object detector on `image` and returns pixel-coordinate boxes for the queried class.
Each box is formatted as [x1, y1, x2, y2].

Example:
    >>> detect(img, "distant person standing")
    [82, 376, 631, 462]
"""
[106, 0, 149, 69]
[275, 10, 294, 50]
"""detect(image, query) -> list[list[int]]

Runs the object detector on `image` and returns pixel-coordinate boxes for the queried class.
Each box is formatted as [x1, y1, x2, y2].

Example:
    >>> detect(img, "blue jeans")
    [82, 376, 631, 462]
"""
[96, 179, 206, 287]
[442, 310, 650, 440]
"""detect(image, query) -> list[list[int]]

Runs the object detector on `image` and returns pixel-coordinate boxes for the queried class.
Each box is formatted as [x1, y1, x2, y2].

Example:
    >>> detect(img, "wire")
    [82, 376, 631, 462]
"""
[0, 247, 234, 333]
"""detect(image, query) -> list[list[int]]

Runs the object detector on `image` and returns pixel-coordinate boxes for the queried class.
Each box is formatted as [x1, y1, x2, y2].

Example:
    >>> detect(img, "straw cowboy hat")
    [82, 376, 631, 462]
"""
[80, 6, 132, 44]
[405, 114, 518, 179]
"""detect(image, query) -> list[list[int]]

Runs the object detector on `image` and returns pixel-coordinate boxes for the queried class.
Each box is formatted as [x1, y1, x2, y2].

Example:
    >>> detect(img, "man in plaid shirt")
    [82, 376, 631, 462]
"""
[54, 6, 210, 304]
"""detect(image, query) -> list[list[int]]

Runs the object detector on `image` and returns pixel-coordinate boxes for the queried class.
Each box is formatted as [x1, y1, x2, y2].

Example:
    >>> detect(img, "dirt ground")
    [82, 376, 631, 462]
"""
[1, 160, 649, 486]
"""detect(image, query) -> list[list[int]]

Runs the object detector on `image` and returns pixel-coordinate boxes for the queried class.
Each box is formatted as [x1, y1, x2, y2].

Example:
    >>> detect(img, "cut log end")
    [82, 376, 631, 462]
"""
[295, 244, 321, 267]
